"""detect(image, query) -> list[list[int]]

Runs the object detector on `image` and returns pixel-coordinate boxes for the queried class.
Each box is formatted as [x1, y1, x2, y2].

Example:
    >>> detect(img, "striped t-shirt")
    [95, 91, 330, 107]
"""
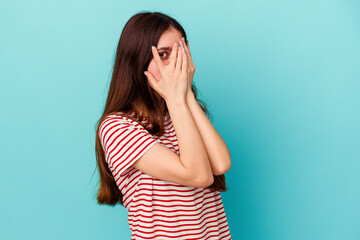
[99, 110, 232, 240]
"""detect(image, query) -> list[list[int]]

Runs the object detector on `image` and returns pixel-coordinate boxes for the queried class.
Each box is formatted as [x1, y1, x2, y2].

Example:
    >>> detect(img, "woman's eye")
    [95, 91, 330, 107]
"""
[159, 52, 168, 58]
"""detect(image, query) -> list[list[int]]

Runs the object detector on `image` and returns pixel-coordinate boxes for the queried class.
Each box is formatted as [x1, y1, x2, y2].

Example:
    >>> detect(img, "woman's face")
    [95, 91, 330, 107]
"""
[147, 27, 183, 80]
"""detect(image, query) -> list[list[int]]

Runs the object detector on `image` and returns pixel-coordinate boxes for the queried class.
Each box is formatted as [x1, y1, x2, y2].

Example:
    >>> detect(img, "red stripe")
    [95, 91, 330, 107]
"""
[131, 223, 225, 239]
[129, 190, 219, 205]
[128, 204, 225, 219]
[131, 221, 223, 239]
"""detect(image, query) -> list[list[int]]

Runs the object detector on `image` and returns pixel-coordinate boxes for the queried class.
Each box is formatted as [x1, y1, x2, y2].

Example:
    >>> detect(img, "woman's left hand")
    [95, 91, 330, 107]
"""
[179, 37, 195, 96]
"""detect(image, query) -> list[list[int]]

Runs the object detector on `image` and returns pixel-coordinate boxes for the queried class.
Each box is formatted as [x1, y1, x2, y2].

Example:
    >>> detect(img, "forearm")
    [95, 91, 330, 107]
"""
[166, 97, 214, 184]
[186, 91, 231, 175]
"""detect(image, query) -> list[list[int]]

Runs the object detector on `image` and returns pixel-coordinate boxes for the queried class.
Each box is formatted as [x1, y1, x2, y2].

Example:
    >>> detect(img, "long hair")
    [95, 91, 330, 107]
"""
[93, 11, 228, 206]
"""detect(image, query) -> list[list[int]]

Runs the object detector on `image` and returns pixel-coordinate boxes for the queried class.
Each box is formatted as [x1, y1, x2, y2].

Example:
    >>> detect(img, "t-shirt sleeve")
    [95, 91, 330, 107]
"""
[99, 116, 159, 177]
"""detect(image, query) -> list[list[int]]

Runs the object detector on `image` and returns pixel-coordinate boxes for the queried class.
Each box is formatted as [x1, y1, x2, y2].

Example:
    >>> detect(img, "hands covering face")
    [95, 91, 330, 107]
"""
[144, 37, 195, 102]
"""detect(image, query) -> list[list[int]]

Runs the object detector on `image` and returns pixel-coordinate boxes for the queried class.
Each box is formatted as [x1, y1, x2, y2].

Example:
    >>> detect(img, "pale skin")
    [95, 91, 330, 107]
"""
[145, 27, 231, 176]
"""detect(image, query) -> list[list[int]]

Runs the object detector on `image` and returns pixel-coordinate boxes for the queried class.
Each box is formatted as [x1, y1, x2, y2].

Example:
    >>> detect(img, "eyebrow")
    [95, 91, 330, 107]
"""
[157, 47, 172, 51]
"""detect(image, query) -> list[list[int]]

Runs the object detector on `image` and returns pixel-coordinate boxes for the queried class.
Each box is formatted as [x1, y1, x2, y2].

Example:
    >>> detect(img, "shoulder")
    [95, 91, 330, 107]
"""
[99, 113, 158, 148]
[99, 112, 153, 138]
[100, 112, 140, 129]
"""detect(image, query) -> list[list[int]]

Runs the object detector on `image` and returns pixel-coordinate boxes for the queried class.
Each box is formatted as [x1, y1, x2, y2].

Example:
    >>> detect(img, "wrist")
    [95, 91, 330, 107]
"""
[186, 90, 195, 101]
[165, 97, 187, 108]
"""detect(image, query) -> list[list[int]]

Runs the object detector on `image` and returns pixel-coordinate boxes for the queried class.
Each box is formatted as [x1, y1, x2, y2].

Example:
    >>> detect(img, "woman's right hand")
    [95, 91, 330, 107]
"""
[144, 40, 188, 103]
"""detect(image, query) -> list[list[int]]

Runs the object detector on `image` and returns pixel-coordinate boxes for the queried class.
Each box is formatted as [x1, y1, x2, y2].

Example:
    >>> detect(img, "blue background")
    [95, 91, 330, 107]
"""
[1, 0, 359, 239]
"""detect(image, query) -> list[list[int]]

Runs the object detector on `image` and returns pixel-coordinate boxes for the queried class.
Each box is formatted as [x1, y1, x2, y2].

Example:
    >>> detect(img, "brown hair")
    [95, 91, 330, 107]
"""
[93, 11, 228, 206]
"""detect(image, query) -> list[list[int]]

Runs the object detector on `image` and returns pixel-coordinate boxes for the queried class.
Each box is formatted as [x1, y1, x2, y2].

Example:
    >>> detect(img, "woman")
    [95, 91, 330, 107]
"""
[94, 11, 232, 239]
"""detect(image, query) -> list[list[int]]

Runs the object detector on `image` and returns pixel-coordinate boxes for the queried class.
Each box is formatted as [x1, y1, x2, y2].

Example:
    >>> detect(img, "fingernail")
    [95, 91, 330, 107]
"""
[144, 71, 146, 75]
[151, 46, 155, 49]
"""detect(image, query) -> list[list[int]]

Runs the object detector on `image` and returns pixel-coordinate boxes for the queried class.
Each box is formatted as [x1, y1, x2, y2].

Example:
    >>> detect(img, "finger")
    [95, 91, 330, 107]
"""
[151, 46, 165, 72]
[185, 39, 192, 59]
[180, 37, 192, 64]
[180, 37, 192, 59]
[144, 71, 166, 99]
[174, 44, 182, 74]
[169, 41, 178, 71]
[182, 38, 193, 65]
[179, 39, 187, 70]
[144, 71, 157, 89]
[181, 45, 188, 73]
